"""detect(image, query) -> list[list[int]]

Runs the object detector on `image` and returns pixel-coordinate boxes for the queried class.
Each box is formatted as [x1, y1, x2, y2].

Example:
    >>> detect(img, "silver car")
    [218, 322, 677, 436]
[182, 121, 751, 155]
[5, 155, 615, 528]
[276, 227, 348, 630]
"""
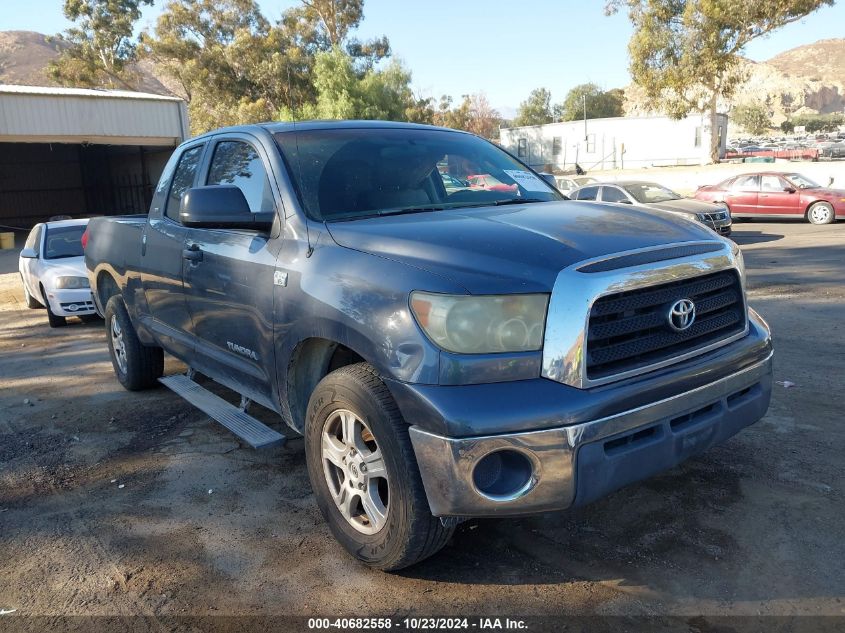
[569, 180, 732, 236]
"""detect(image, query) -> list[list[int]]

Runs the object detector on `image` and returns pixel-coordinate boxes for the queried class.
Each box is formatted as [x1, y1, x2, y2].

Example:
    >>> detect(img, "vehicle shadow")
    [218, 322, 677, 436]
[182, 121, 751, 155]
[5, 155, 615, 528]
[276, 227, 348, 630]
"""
[730, 230, 784, 245]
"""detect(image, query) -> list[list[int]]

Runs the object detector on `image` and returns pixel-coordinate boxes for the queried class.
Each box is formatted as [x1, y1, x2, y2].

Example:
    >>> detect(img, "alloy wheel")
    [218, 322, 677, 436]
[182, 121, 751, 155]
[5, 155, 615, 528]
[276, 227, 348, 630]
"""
[321, 409, 389, 535]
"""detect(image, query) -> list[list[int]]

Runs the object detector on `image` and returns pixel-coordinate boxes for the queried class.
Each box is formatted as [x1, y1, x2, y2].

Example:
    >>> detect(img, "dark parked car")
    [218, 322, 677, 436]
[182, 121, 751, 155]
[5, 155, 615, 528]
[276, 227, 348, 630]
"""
[85, 121, 772, 570]
[821, 142, 845, 159]
[569, 181, 732, 236]
[694, 172, 845, 225]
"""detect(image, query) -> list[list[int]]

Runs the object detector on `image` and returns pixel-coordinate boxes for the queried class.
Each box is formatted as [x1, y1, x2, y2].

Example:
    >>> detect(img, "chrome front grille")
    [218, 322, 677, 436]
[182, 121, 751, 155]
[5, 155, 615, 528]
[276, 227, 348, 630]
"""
[540, 241, 749, 389]
[585, 270, 745, 380]
[700, 210, 730, 224]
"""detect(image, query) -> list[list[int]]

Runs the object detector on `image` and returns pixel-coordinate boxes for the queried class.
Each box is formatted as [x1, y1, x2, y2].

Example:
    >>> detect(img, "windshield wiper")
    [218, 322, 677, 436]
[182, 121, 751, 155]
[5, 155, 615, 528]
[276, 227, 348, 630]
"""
[492, 198, 546, 206]
[379, 205, 448, 216]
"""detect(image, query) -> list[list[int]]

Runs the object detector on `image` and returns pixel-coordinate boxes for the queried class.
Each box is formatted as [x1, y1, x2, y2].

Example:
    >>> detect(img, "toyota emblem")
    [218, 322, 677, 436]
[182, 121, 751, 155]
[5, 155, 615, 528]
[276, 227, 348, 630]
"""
[668, 298, 696, 331]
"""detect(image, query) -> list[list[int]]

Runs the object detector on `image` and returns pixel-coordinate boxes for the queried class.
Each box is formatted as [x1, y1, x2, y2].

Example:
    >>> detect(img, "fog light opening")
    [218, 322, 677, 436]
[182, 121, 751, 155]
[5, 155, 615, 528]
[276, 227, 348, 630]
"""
[472, 450, 534, 500]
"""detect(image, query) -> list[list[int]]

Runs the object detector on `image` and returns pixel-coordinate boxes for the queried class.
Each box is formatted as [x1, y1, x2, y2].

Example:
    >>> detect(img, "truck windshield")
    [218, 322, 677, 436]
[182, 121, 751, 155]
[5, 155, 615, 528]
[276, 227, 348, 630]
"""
[274, 127, 562, 221]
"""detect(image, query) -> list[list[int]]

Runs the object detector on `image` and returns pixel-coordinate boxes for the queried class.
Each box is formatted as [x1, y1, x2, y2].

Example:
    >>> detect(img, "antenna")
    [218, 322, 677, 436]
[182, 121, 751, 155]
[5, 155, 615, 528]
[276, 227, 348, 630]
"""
[287, 62, 313, 257]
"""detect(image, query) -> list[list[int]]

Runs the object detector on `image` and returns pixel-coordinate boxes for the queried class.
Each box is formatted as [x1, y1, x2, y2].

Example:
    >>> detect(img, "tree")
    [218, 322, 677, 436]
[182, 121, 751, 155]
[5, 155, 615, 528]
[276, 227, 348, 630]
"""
[284, 0, 390, 69]
[48, 0, 154, 89]
[465, 93, 501, 138]
[607, 0, 834, 162]
[556, 83, 625, 121]
[141, 0, 275, 133]
[142, 0, 391, 134]
[733, 103, 771, 135]
[793, 113, 844, 133]
[780, 119, 795, 134]
[278, 47, 423, 123]
[514, 88, 553, 127]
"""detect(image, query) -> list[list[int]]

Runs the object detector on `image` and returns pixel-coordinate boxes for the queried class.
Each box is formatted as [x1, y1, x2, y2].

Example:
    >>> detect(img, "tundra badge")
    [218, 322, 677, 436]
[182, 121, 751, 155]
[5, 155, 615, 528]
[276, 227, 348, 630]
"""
[227, 341, 259, 361]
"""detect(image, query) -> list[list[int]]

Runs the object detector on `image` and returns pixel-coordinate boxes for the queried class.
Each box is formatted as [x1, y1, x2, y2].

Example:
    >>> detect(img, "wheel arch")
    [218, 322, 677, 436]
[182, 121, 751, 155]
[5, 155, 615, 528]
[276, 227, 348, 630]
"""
[94, 270, 121, 312]
[285, 337, 368, 433]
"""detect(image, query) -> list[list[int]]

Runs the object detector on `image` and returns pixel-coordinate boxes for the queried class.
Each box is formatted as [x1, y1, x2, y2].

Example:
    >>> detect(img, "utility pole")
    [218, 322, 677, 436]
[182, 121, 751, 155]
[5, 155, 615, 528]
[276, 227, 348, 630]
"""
[583, 93, 588, 141]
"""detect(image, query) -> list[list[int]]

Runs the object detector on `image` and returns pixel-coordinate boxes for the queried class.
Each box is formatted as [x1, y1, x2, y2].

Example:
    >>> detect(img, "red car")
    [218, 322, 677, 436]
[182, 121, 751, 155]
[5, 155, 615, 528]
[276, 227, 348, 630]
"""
[694, 172, 844, 225]
[466, 174, 518, 193]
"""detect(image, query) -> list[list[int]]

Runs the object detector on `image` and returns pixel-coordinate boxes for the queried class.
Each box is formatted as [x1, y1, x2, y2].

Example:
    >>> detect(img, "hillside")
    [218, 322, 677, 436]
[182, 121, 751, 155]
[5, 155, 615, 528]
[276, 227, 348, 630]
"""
[766, 38, 845, 85]
[0, 30, 175, 96]
[622, 39, 845, 124]
[0, 31, 66, 87]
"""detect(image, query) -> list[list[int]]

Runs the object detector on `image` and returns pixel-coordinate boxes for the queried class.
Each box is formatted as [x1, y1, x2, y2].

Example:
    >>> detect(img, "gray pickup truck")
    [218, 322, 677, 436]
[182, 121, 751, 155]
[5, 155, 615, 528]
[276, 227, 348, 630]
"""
[85, 121, 773, 570]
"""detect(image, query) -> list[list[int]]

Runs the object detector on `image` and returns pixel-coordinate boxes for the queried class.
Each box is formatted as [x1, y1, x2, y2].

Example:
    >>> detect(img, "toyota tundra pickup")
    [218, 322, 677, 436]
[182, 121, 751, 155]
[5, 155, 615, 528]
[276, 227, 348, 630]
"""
[85, 121, 773, 570]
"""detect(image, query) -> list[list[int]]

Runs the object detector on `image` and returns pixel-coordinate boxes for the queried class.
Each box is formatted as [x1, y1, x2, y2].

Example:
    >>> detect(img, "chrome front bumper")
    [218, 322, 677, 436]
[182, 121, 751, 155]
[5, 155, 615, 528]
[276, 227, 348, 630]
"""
[409, 350, 773, 517]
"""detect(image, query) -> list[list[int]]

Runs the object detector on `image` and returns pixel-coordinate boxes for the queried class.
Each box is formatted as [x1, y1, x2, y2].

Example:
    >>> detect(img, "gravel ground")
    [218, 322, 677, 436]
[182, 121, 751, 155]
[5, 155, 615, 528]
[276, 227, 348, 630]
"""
[0, 221, 843, 630]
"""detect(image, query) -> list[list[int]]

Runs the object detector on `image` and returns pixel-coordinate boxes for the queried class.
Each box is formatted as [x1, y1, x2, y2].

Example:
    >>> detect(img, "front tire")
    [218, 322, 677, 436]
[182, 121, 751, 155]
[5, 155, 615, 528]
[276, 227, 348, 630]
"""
[807, 201, 835, 225]
[305, 363, 453, 571]
[41, 288, 66, 328]
[104, 295, 164, 391]
[23, 283, 40, 309]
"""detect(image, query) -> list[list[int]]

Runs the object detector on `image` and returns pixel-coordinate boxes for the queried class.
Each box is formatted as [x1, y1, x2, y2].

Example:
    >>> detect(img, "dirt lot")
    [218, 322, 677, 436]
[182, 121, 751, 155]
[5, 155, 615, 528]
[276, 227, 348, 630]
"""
[1, 221, 844, 629]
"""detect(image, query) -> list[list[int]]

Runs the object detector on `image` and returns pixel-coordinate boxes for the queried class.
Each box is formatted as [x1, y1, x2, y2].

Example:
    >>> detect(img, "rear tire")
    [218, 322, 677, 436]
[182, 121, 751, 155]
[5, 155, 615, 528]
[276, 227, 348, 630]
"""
[41, 288, 66, 328]
[304, 363, 453, 571]
[105, 295, 164, 391]
[807, 201, 835, 225]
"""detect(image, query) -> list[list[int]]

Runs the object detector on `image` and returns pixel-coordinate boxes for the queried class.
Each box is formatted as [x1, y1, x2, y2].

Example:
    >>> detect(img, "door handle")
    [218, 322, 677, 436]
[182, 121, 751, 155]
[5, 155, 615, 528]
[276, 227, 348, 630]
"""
[182, 244, 203, 262]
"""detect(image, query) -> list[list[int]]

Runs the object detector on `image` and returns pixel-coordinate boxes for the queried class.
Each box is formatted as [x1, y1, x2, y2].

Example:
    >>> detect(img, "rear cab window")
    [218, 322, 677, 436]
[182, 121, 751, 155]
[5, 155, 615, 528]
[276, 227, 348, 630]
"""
[164, 145, 204, 222]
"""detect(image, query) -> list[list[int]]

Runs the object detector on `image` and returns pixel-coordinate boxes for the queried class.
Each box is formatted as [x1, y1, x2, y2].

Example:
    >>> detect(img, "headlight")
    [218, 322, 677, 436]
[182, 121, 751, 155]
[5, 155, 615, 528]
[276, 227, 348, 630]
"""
[676, 212, 700, 222]
[410, 292, 549, 354]
[54, 276, 90, 289]
[731, 242, 745, 280]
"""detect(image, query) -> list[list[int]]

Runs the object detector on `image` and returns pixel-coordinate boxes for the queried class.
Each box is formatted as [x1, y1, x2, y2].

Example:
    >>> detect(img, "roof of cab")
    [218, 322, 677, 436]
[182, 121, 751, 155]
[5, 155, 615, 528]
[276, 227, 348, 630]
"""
[41, 218, 90, 229]
[188, 119, 469, 142]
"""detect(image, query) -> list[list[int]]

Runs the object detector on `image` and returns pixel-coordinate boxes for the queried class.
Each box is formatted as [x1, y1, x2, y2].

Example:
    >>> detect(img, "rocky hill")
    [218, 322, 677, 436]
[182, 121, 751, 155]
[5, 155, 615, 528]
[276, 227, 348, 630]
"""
[0, 31, 66, 87]
[623, 39, 845, 124]
[767, 38, 845, 86]
[0, 30, 175, 96]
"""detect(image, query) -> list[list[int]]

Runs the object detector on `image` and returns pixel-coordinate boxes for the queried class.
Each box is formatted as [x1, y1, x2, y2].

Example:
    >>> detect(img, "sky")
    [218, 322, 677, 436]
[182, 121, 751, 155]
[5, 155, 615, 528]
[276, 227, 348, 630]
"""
[4, 0, 845, 115]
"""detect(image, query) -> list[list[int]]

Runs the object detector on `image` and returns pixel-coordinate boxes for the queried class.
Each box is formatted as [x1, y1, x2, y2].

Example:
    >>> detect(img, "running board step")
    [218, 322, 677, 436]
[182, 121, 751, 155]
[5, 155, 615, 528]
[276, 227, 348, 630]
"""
[159, 374, 285, 449]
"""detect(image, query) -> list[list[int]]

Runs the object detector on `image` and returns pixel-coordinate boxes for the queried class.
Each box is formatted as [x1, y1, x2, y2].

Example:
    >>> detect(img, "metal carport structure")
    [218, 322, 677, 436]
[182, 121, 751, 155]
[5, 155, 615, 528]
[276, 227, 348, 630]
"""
[0, 84, 188, 230]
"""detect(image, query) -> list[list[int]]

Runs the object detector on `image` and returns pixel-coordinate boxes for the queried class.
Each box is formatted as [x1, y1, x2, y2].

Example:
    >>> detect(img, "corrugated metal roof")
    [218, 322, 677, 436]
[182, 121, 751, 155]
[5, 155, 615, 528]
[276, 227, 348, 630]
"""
[0, 84, 189, 145]
[0, 83, 183, 102]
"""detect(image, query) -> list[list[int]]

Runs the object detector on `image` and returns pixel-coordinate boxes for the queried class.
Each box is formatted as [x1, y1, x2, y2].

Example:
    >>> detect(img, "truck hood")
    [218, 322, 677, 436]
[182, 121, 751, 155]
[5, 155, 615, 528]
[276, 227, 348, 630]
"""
[644, 198, 723, 214]
[326, 200, 719, 294]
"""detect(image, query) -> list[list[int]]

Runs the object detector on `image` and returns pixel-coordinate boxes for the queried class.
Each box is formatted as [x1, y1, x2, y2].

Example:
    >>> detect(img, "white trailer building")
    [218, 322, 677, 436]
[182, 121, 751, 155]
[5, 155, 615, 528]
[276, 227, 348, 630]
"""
[0, 84, 188, 229]
[499, 113, 728, 173]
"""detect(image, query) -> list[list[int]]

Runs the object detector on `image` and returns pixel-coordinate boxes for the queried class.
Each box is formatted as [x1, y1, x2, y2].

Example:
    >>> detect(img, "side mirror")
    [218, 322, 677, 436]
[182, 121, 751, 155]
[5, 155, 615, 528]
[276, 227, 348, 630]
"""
[180, 186, 274, 231]
[20, 247, 38, 259]
[783, 187, 796, 193]
[618, 199, 633, 204]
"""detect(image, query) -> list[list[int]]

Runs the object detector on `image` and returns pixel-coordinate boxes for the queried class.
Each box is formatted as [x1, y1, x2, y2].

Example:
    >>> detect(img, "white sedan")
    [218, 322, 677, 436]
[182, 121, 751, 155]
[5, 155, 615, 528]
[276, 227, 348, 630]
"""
[19, 219, 100, 327]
